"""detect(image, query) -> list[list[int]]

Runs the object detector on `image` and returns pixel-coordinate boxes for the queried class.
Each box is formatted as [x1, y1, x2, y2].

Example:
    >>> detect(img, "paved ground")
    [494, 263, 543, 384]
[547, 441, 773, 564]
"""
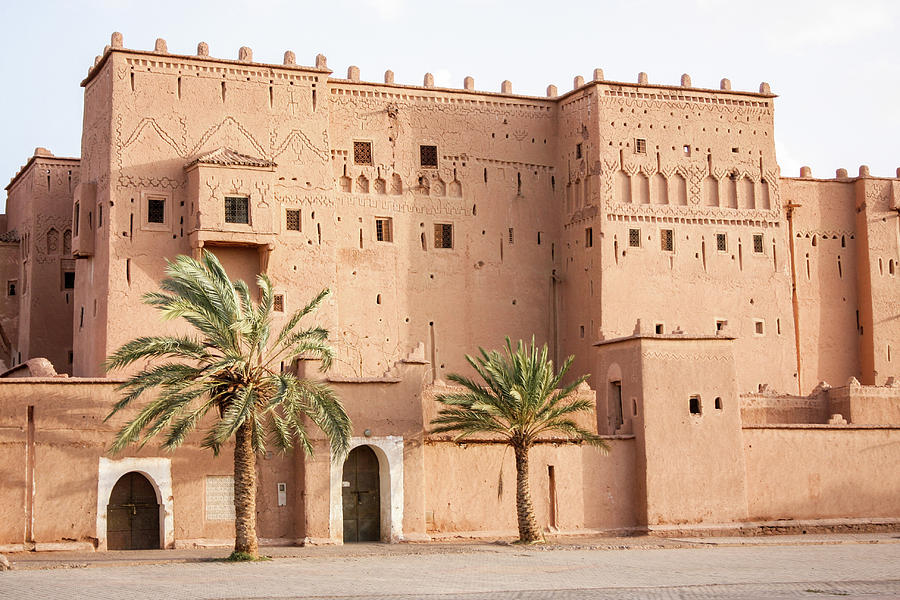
[2, 535, 899, 599]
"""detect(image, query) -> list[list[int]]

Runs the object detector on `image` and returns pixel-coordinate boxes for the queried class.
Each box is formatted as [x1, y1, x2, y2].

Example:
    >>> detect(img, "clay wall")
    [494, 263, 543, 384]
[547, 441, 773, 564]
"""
[743, 425, 900, 521]
[76, 46, 561, 383]
[0, 242, 19, 366]
[423, 440, 635, 536]
[782, 176, 860, 392]
[555, 85, 601, 379]
[3, 154, 78, 374]
[615, 335, 748, 526]
[854, 178, 899, 385]
[570, 81, 796, 396]
[0, 380, 299, 548]
[827, 382, 900, 425]
[72, 53, 115, 376]
[740, 392, 829, 425]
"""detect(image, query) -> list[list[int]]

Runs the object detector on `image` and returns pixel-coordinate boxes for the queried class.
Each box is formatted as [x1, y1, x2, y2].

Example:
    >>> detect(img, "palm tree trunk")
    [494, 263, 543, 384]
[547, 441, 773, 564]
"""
[513, 444, 541, 542]
[233, 420, 259, 557]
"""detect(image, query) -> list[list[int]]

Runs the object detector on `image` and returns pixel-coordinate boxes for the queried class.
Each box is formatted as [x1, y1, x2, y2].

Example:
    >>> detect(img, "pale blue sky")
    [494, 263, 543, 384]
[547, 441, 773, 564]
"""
[2, 0, 898, 208]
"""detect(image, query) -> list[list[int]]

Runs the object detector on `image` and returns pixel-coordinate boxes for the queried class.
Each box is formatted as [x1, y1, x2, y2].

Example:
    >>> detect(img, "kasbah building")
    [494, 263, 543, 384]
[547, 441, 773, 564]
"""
[0, 31, 898, 552]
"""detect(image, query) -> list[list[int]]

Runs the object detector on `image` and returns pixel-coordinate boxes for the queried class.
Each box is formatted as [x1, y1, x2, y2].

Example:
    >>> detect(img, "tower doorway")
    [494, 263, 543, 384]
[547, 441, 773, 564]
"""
[341, 445, 381, 542]
[106, 472, 160, 550]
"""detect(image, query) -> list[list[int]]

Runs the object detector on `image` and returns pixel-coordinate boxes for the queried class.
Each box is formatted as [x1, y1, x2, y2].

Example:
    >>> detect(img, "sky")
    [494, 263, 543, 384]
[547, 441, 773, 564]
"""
[1, 0, 898, 208]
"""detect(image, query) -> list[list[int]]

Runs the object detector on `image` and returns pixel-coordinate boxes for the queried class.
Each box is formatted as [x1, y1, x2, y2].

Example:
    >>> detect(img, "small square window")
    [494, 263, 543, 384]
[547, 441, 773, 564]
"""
[420, 145, 438, 168]
[285, 209, 301, 232]
[273, 294, 285, 312]
[628, 228, 641, 248]
[353, 141, 373, 165]
[635, 138, 647, 154]
[655, 323, 664, 335]
[752, 233, 764, 253]
[585, 227, 593, 248]
[575, 143, 583, 159]
[716, 319, 727, 333]
[690, 396, 702, 415]
[660, 229, 674, 252]
[716, 233, 727, 252]
[7, 280, 16, 296]
[754, 320, 765, 335]
[225, 196, 249, 224]
[683, 145, 691, 156]
[63, 271, 75, 290]
[147, 197, 166, 224]
[434, 223, 453, 249]
[732, 147, 739, 153]
[376, 218, 393, 242]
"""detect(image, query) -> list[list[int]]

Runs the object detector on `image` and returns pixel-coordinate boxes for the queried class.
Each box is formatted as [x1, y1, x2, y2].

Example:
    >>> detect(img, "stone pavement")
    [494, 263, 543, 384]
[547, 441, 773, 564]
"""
[1, 535, 899, 599]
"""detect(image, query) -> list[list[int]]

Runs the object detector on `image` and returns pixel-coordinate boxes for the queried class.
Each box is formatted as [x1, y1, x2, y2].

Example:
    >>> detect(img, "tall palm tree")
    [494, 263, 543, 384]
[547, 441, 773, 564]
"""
[104, 251, 351, 559]
[431, 338, 607, 543]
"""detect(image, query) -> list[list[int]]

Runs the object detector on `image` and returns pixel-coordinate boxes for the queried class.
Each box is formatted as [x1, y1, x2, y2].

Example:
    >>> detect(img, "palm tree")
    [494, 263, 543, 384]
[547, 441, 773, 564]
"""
[104, 251, 351, 559]
[431, 338, 607, 543]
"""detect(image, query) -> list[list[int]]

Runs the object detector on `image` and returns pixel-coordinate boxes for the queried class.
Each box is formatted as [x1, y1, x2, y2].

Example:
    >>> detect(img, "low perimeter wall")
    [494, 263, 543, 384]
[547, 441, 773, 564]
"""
[423, 438, 637, 537]
[743, 425, 900, 521]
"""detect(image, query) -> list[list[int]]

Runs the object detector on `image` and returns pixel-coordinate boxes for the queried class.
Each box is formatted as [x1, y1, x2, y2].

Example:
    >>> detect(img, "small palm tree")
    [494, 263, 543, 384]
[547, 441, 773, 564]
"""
[104, 251, 351, 559]
[431, 338, 607, 543]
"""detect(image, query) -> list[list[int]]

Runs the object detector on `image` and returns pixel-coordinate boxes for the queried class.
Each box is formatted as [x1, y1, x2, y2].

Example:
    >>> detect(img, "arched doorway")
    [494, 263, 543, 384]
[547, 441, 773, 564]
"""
[342, 445, 381, 542]
[106, 472, 160, 550]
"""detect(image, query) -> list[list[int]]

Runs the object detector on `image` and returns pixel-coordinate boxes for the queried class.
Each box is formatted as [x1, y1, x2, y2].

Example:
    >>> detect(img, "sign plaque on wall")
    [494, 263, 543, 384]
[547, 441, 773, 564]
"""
[205, 476, 236, 520]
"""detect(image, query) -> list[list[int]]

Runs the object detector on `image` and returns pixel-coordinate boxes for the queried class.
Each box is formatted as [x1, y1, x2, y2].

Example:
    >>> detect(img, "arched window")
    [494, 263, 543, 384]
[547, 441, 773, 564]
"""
[63, 229, 72, 255]
[47, 228, 59, 254]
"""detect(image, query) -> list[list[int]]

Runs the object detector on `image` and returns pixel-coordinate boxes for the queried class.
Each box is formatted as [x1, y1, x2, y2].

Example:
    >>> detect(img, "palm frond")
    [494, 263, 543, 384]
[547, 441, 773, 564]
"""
[430, 337, 599, 451]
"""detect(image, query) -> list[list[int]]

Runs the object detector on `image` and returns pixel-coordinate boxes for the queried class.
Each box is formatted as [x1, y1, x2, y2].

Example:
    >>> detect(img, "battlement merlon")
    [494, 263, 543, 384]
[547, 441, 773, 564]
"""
[81, 35, 332, 88]
[783, 165, 900, 183]
[82, 32, 776, 104]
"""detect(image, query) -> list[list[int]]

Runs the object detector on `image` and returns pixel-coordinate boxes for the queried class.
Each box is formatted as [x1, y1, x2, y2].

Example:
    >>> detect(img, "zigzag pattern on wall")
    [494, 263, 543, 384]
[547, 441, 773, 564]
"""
[641, 351, 731, 362]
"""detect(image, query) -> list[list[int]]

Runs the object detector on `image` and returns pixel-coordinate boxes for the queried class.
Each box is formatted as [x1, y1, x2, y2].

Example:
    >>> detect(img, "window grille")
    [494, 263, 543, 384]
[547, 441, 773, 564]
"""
[716, 233, 727, 252]
[752, 233, 764, 253]
[225, 196, 249, 224]
[420, 145, 438, 168]
[147, 198, 166, 224]
[273, 294, 284, 312]
[354, 141, 373, 165]
[635, 138, 647, 154]
[628, 228, 641, 248]
[660, 229, 674, 252]
[285, 209, 301, 231]
[434, 223, 453, 249]
[376, 218, 393, 242]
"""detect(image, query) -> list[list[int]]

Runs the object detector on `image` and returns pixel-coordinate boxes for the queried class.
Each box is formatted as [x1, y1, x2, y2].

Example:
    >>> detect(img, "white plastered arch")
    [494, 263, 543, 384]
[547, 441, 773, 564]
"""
[96, 457, 174, 550]
[329, 436, 403, 543]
